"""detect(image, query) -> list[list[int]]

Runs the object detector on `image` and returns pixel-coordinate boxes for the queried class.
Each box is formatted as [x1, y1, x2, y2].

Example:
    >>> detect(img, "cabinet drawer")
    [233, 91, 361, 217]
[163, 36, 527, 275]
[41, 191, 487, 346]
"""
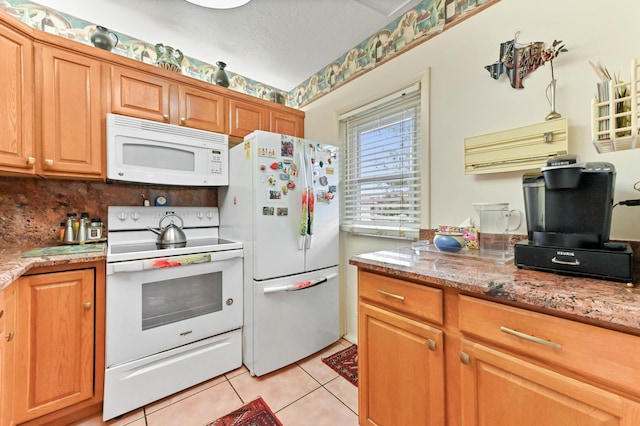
[358, 271, 443, 324]
[459, 295, 640, 398]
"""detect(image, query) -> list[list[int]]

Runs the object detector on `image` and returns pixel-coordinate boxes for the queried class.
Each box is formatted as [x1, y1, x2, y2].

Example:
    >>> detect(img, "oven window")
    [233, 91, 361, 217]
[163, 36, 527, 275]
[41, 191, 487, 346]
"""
[123, 142, 196, 172]
[141, 271, 222, 330]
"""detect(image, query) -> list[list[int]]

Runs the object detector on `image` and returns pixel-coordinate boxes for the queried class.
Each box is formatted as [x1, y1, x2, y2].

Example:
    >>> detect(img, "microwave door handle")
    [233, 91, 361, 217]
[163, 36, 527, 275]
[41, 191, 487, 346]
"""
[263, 273, 337, 294]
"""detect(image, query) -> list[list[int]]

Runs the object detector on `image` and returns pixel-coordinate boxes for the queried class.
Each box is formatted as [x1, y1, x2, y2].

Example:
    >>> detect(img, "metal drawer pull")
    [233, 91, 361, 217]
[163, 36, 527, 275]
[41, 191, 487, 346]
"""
[5, 331, 14, 342]
[459, 352, 470, 365]
[376, 289, 405, 301]
[427, 339, 436, 351]
[551, 257, 580, 266]
[500, 326, 562, 350]
[83, 302, 92, 310]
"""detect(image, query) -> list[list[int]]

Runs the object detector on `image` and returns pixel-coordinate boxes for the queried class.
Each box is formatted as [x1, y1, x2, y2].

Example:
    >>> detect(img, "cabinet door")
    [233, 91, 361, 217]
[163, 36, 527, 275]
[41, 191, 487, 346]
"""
[0, 24, 34, 174]
[111, 66, 172, 122]
[39, 46, 103, 177]
[358, 301, 445, 426]
[13, 269, 95, 423]
[460, 339, 640, 426]
[0, 284, 16, 426]
[228, 98, 268, 139]
[270, 110, 304, 137]
[179, 85, 226, 133]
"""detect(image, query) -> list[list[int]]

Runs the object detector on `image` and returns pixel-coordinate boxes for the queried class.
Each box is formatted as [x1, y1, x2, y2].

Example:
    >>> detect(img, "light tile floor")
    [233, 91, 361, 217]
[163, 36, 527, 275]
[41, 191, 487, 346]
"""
[72, 339, 358, 426]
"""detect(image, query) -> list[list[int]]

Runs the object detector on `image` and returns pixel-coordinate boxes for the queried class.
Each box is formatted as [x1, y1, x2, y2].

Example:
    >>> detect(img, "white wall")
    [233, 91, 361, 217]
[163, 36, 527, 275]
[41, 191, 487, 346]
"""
[303, 0, 640, 342]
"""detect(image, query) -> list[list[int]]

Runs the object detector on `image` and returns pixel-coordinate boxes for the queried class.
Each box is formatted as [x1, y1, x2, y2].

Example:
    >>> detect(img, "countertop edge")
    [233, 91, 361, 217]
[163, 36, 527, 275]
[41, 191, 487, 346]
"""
[350, 248, 640, 334]
[0, 250, 106, 290]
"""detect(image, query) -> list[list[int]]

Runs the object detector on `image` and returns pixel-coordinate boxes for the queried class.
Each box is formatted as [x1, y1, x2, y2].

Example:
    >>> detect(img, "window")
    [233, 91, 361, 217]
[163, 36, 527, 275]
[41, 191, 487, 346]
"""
[340, 83, 421, 239]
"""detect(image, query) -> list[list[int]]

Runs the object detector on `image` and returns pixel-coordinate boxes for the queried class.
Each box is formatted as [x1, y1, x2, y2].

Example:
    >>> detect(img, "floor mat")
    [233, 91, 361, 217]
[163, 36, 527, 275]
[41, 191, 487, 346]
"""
[322, 344, 358, 387]
[206, 397, 282, 426]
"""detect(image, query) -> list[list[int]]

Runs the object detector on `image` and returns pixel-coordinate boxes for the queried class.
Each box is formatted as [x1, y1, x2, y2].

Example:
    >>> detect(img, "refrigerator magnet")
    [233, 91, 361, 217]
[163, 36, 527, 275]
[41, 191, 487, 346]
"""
[319, 176, 328, 186]
[277, 207, 288, 216]
[262, 206, 274, 216]
[326, 167, 335, 175]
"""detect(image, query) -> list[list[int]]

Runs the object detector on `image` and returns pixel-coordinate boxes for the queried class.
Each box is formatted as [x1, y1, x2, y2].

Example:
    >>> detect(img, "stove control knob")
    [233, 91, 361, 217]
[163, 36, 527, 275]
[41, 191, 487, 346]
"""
[118, 211, 128, 221]
[206, 211, 214, 219]
[197, 211, 204, 219]
[131, 212, 141, 221]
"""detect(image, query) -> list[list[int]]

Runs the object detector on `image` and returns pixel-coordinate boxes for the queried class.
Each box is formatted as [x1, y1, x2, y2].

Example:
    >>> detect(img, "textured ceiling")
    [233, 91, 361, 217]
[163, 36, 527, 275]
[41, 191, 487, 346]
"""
[34, 0, 422, 91]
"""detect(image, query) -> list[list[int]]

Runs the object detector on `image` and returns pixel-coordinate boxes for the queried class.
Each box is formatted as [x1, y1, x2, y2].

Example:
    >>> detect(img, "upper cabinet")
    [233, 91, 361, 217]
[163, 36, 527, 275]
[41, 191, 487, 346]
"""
[228, 97, 268, 139]
[0, 22, 34, 175]
[270, 110, 304, 139]
[228, 97, 305, 140]
[111, 66, 226, 133]
[0, 12, 305, 181]
[37, 45, 103, 178]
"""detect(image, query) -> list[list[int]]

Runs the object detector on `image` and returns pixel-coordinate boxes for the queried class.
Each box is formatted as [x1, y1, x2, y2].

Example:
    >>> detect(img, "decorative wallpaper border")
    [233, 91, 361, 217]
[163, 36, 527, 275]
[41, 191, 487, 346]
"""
[1, 0, 498, 109]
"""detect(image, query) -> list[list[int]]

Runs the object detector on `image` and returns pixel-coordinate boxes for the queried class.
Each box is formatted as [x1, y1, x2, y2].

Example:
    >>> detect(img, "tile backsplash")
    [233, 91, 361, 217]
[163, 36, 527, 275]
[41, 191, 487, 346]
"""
[0, 177, 216, 250]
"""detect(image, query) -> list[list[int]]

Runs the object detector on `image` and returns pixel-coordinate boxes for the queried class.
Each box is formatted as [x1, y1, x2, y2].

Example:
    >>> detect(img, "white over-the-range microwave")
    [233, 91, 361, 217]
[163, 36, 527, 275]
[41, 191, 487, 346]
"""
[106, 113, 228, 186]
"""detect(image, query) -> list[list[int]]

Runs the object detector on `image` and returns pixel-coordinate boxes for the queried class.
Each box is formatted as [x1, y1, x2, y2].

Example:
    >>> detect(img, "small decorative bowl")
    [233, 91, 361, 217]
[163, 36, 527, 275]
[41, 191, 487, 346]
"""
[433, 232, 465, 253]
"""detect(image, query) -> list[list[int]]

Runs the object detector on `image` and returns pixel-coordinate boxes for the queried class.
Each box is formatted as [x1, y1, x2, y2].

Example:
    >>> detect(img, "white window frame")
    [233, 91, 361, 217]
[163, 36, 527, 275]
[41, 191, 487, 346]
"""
[339, 83, 422, 240]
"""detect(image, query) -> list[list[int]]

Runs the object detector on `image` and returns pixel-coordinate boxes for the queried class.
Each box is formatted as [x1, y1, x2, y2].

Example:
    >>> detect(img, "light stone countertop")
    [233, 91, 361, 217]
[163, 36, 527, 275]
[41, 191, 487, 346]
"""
[350, 247, 640, 333]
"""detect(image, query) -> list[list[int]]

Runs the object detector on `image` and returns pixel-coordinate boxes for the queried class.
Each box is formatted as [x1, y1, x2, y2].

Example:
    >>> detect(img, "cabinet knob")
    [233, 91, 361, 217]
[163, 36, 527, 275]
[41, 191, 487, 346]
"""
[0, 309, 3, 319]
[427, 339, 436, 351]
[27, 156, 36, 165]
[83, 302, 92, 310]
[180, 117, 186, 123]
[5, 331, 14, 342]
[459, 352, 470, 365]
[163, 114, 169, 120]
[44, 159, 54, 166]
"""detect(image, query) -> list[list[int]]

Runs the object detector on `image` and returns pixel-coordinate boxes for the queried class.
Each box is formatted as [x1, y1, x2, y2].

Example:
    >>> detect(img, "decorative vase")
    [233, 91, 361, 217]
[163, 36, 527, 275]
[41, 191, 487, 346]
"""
[155, 43, 183, 73]
[214, 61, 230, 87]
[545, 79, 562, 121]
[90, 26, 118, 51]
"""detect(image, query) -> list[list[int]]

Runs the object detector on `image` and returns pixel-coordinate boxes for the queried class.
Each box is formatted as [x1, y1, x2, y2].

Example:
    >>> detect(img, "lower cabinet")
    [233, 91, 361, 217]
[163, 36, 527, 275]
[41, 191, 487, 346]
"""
[359, 302, 445, 426]
[358, 270, 445, 426]
[356, 268, 640, 426]
[6, 262, 105, 426]
[0, 283, 16, 426]
[459, 339, 640, 425]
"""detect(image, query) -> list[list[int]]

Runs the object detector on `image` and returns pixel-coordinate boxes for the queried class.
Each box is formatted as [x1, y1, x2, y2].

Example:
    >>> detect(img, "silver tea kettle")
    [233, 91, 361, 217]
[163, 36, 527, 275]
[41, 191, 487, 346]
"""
[148, 213, 187, 249]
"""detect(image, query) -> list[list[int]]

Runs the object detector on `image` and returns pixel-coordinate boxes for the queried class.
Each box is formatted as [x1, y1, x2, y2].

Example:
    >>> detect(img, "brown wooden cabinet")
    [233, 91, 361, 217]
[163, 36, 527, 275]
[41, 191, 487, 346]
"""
[37, 45, 103, 178]
[8, 262, 105, 426]
[357, 270, 445, 426]
[228, 97, 268, 139]
[0, 21, 34, 175]
[459, 340, 640, 425]
[270, 109, 304, 138]
[111, 66, 226, 133]
[356, 268, 640, 426]
[0, 11, 305, 180]
[0, 283, 16, 426]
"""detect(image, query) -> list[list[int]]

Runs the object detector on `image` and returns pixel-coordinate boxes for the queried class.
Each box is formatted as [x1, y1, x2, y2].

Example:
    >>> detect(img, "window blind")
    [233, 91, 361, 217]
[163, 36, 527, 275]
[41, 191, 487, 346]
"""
[340, 84, 421, 239]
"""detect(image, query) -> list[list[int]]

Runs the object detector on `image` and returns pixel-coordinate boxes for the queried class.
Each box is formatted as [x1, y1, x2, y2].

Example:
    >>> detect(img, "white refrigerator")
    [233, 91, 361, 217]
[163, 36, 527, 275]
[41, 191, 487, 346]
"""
[219, 130, 340, 376]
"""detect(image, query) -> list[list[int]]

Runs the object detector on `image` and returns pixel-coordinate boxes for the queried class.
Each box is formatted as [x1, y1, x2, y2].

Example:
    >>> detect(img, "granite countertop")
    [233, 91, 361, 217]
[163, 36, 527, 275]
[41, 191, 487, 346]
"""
[0, 244, 107, 291]
[350, 247, 640, 333]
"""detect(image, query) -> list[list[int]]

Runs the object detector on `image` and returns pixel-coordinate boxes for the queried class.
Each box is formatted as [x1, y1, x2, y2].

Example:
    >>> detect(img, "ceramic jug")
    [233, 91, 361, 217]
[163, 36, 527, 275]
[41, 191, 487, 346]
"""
[214, 61, 230, 87]
[155, 43, 184, 73]
[90, 26, 118, 51]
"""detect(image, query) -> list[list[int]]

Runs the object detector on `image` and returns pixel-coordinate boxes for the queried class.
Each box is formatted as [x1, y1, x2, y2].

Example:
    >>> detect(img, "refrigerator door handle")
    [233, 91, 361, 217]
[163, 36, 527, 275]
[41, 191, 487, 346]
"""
[263, 273, 338, 294]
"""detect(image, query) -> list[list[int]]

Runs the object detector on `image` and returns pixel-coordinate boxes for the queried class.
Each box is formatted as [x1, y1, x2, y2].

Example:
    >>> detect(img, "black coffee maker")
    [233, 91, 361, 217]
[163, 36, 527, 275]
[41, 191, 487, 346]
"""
[514, 155, 634, 282]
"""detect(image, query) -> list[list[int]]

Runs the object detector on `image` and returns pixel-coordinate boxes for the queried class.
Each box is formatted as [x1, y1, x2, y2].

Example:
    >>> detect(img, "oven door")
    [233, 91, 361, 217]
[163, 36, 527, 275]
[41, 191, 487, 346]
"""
[105, 249, 243, 367]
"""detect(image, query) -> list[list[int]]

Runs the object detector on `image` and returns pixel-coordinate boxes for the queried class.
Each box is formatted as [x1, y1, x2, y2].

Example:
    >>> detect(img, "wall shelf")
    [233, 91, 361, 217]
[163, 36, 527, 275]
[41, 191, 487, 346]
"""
[591, 59, 640, 153]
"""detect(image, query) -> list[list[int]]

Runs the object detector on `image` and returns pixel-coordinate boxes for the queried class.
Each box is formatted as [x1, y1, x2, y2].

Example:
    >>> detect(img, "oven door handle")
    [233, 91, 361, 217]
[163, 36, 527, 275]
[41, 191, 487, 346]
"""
[107, 249, 243, 274]
[263, 272, 337, 294]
